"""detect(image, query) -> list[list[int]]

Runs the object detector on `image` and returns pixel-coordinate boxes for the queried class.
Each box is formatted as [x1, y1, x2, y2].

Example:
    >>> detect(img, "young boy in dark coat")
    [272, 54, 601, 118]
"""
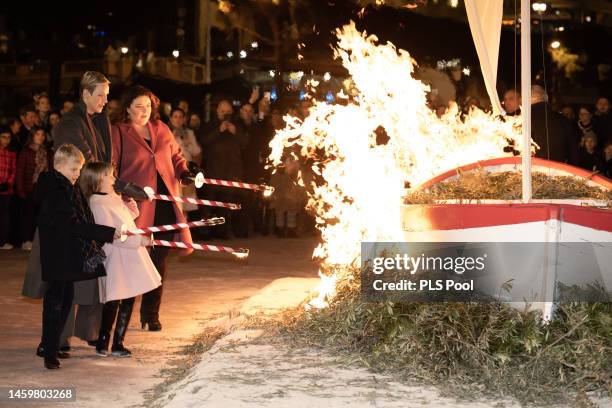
[36, 144, 119, 369]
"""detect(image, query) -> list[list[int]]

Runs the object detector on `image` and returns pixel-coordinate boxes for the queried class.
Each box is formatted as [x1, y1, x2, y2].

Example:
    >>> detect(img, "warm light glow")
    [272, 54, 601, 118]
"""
[556, 26, 565, 32]
[120, 47, 129, 54]
[269, 70, 275, 77]
[251, 41, 259, 49]
[240, 50, 247, 59]
[550, 40, 561, 49]
[532, 2, 547, 12]
[268, 22, 521, 309]
[172, 49, 180, 58]
[448, 0, 459, 7]
[227, 51, 234, 58]
[585, 15, 592, 22]
[323, 72, 332, 81]
[462, 67, 471, 76]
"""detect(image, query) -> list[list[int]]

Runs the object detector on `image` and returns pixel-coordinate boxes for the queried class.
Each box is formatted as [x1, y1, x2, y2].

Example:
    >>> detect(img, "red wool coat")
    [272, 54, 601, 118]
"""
[112, 120, 192, 255]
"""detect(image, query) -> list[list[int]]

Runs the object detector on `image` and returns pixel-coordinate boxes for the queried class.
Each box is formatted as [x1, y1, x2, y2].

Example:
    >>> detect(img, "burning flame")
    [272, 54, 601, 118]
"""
[268, 22, 521, 308]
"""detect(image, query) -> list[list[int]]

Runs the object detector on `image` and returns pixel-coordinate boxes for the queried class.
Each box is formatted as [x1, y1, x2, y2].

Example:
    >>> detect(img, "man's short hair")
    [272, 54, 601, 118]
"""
[19, 105, 37, 117]
[54, 144, 85, 166]
[0, 126, 11, 135]
[531, 85, 548, 103]
[80, 71, 110, 97]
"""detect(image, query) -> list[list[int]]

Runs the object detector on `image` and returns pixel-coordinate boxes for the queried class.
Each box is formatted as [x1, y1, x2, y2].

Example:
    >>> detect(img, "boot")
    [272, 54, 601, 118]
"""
[96, 301, 119, 357]
[111, 299, 134, 357]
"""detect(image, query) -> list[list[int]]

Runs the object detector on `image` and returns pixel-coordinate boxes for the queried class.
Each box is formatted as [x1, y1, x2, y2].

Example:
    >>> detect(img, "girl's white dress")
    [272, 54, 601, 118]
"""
[89, 193, 161, 303]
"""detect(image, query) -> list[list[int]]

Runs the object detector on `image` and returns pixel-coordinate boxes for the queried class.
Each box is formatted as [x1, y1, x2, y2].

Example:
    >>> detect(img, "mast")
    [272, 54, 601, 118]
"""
[521, 0, 532, 202]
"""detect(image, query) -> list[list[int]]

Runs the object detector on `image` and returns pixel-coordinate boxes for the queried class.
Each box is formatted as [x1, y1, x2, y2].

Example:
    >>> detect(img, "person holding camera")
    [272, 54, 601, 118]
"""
[197, 100, 247, 239]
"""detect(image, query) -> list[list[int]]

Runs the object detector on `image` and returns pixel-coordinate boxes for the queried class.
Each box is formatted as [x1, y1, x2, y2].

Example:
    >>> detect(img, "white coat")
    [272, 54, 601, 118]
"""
[89, 192, 162, 303]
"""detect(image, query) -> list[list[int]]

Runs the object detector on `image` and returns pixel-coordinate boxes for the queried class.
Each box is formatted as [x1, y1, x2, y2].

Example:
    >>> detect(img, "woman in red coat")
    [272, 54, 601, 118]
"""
[111, 85, 194, 331]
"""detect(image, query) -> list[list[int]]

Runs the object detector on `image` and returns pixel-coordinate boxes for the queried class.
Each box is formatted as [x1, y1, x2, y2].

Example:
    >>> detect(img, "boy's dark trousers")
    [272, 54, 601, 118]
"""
[42, 281, 74, 358]
[0, 195, 10, 244]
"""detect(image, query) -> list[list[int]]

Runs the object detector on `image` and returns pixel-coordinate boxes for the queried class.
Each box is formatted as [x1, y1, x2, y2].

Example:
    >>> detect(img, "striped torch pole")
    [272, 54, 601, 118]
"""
[191, 172, 274, 197]
[143, 186, 241, 210]
[119, 217, 225, 242]
[149, 239, 249, 259]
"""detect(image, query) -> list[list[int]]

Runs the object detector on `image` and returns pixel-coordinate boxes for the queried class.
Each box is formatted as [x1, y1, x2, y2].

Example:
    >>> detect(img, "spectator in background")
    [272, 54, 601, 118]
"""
[257, 98, 271, 123]
[0, 127, 17, 250]
[198, 100, 247, 239]
[169, 108, 201, 164]
[47, 111, 61, 135]
[169, 107, 201, 216]
[16, 126, 53, 251]
[603, 141, 612, 178]
[577, 106, 595, 137]
[60, 100, 74, 115]
[106, 99, 120, 121]
[36, 94, 52, 127]
[593, 97, 612, 144]
[177, 99, 190, 117]
[188, 113, 201, 132]
[8, 118, 23, 152]
[561, 105, 576, 122]
[502, 89, 521, 116]
[530, 85, 574, 163]
[268, 157, 307, 238]
[576, 131, 605, 173]
[159, 102, 172, 124]
[18, 105, 39, 147]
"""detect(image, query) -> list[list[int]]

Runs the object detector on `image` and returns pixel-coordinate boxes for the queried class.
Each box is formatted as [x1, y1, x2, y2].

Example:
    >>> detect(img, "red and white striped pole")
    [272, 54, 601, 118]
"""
[191, 172, 274, 197]
[143, 186, 241, 210]
[119, 217, 225, 241]
[149, 239, 249, 258]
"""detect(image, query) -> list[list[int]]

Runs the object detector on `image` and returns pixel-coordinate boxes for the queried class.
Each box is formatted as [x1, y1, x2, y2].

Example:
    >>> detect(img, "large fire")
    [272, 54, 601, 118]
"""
[268, 22, 522, 308]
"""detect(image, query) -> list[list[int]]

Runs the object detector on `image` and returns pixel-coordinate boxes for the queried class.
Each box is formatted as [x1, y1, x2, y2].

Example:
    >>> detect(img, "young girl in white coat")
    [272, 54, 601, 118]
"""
[80, 162, 161, 357]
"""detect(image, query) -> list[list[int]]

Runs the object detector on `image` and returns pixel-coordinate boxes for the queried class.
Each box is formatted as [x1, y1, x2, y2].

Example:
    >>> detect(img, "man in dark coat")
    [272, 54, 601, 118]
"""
[198, 100, 247, 238]
[530, 85, 575, 164]
[36, 145, 116, 368]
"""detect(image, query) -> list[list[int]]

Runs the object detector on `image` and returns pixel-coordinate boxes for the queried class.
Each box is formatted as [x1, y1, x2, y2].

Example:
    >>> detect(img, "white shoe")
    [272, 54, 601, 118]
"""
[21, 241, 32, 251]
[0, 243, 13, 250]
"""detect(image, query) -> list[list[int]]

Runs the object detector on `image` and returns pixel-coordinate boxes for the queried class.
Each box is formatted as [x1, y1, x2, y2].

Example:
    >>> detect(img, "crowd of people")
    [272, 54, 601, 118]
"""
[0, 78, 315, 252]
[501, 86, 612, 175]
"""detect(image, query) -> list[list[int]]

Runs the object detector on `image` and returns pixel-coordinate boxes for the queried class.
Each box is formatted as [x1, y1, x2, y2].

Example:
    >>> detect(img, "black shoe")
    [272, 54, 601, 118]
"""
[141, 320, 162, 331]
[36, 344, 70, 359]
[44, 356, 60, 369]
[111, 344, 132, 357]
[95, 334, 110, 357]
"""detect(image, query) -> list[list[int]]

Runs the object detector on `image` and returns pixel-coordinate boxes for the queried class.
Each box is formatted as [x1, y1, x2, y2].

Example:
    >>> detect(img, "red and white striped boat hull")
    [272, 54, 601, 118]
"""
[402, 157, 612, 319]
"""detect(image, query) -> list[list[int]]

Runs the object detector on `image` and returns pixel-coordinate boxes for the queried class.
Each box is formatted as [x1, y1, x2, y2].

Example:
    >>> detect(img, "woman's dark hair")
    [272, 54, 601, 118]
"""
[111, 85, 160, 124]
[578, 105, 593, 115]
[170, 107, 185, 117]
[26, 126, 46, 145]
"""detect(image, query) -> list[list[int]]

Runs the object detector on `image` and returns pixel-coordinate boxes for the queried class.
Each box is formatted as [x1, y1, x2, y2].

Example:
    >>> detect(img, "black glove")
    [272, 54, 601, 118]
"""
[0, 182, 8, 192]
[114, 180, 149, 201]
[180, 170, 195, 186]
[187, 161, 200, 173]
